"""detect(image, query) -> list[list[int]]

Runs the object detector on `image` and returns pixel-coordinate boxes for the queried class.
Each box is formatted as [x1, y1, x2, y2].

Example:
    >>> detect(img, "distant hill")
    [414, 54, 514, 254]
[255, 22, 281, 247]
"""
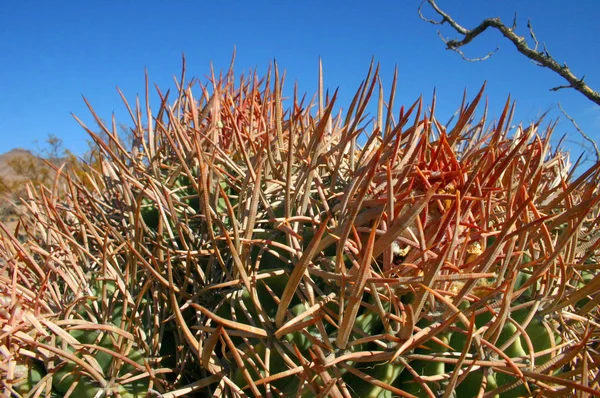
[0, 148, 50, 187]
[0, 148, 34, 181]
[0, 148, 54, 234]
[0, 148, 64, 191]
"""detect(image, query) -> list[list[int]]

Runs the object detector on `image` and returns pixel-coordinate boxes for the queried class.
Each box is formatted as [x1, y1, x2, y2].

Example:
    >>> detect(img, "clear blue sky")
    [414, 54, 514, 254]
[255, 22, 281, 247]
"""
[2, 1, 599, 166]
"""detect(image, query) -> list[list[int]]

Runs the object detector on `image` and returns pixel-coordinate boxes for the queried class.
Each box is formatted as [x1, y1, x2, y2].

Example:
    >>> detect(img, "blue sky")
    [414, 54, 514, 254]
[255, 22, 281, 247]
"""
[2, 1, 599, 167]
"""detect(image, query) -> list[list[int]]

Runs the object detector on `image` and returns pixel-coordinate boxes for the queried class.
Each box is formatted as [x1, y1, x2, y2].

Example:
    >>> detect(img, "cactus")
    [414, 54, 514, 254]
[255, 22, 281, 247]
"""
[1, 60, 600, 397]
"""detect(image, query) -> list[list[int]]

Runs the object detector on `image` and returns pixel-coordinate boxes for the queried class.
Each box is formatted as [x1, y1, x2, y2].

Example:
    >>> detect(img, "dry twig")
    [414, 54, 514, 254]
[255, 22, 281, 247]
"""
[558, 103, 600, 162]
[419, 0, 600, 106]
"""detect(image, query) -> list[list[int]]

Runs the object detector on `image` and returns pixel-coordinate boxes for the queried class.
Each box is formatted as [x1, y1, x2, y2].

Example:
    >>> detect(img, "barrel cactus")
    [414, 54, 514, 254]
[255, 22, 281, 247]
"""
[1, 60, 600, 397]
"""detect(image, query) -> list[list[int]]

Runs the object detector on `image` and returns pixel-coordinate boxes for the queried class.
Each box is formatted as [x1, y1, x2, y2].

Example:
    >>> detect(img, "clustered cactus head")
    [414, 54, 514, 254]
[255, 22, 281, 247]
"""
[1, 59, 600, 397]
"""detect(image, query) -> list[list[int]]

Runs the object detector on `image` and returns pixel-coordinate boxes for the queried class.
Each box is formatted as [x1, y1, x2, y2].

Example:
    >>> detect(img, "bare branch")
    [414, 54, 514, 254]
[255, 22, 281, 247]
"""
[527, 19, 539, 52]
[434, 28, 499, 62]
[542, 43, 552, 58]
[418, 1, 443, 25]
[421, 0, 468, 34]
[421, 0, 600, 106]
[558, 102, 600, 162]
[551, 84, 575, 92]
[437, 30, 498, 62]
